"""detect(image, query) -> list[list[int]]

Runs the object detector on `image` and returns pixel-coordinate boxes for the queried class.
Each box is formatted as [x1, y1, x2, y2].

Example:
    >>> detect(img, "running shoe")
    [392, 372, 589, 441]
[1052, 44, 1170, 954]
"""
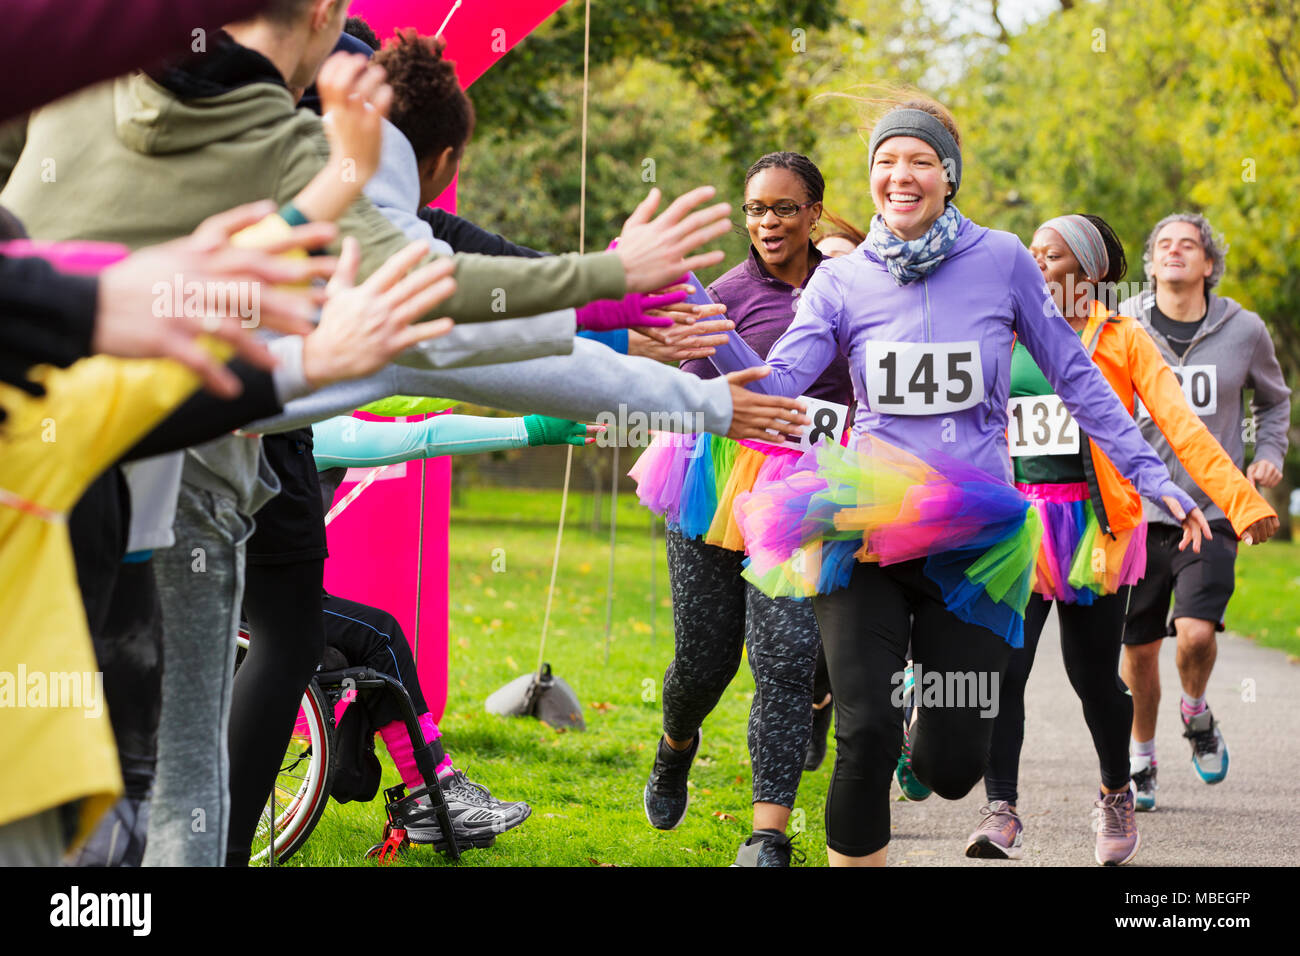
[964, 801, 1023, 860]
[895, 663, 931, 801]
[396, 772, 531, 849]
[804, 698, 833, 771]
[643, 731, 700, 830]
[1094, 785, 1141, 866]
[1182, 708, 1229, 783]
[1131, 764, 1158, 812]
[731, 829, 806, 867]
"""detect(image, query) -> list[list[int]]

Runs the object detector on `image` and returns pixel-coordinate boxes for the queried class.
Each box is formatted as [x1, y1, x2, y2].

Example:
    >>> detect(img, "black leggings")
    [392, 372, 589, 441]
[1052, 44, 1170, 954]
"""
[225, 559, 327, 865]
[984, 591, 1133, 804]
[322, 592, 428, 725]
[662, 528, 821, 809]
[813, 559, 1012, 857]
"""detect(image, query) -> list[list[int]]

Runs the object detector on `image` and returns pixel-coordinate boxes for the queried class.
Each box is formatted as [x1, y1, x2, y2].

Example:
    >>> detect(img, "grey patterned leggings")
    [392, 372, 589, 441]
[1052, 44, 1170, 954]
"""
[662, 528, 822, 809]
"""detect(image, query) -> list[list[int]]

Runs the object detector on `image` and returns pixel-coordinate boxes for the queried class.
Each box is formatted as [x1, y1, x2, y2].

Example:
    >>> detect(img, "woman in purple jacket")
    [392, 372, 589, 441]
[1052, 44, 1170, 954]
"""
[708, 98, 1209, 866]
[630, 152, 852, 866]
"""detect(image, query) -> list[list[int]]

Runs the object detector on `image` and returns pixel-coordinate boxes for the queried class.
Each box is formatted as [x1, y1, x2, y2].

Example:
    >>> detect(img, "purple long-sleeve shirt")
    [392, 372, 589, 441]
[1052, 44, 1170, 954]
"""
[682, 243, 853, 406]
[709, 217, 1194, 518]
[5, 0, 266, 123]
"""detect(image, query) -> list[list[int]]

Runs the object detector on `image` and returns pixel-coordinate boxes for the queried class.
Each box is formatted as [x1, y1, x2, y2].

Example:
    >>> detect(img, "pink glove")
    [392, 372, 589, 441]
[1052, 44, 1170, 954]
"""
[0, 239, 129, 275]
[575, 288, 688, 332]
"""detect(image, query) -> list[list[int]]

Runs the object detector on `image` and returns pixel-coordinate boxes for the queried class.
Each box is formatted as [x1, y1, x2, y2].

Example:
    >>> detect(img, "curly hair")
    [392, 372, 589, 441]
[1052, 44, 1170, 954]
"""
[1142, 212, 1228, 290]
[344, 16, 381, 51]
[373, 30, 475, 163]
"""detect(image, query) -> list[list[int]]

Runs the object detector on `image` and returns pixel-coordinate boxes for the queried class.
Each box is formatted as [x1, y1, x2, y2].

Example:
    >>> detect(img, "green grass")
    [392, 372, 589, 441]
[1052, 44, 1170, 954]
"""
[1228, 537, 1300, 660]
[286, 483, 833, 867]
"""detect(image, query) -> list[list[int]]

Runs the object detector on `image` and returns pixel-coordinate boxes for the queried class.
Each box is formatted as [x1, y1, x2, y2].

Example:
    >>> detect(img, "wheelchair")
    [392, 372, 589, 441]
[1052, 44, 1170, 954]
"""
[235, 627, 462, 864]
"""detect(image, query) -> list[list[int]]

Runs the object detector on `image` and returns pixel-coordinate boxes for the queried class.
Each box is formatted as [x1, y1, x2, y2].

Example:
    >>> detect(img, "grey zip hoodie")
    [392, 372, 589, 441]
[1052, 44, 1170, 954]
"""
[1118, 290, 1291, 527]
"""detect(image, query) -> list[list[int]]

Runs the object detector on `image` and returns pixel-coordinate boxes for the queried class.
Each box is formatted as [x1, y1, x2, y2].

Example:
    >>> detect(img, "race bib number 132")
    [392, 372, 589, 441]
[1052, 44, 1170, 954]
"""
[863, 341, 984, 415]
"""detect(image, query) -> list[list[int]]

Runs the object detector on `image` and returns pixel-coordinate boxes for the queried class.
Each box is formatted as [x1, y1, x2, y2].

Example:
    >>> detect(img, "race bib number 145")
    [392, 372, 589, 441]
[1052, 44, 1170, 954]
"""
[863, 341, 984, 415]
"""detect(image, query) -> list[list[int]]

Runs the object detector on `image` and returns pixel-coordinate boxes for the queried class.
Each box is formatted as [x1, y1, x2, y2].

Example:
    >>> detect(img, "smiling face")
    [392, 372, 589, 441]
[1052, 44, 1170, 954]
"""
[1149, 220, 1214, 290]
[1029, 227, 1086, 314]
[744, 167, 821, 273]
[870, 136, 950, 241]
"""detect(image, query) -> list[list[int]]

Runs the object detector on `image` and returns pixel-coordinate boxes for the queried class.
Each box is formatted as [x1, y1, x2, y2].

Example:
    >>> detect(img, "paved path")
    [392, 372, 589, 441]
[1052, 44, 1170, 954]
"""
[886, 610, 1300, 866]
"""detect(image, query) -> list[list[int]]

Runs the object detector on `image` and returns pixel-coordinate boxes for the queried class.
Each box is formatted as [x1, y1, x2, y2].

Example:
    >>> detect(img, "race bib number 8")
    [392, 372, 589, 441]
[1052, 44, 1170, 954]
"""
[1008, 395, 1079, 457]
[863, 341, 984, 415]
[1136, 365, 1218, 420]
[750, 396, 849, 453]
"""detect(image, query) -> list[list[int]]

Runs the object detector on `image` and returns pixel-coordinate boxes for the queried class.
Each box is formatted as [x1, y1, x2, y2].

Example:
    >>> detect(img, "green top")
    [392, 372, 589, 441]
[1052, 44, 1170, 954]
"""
[1008, 338, 1087, 484]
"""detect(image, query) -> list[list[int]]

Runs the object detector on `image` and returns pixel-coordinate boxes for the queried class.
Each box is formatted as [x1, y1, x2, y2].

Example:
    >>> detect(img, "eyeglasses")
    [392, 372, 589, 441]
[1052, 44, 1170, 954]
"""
[741, 200, 816, 219]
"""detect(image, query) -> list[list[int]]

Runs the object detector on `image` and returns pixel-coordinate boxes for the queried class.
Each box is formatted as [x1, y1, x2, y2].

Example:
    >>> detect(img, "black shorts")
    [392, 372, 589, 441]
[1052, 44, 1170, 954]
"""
[1123, 520, 1237, 645]
[247, 428, 329, 566]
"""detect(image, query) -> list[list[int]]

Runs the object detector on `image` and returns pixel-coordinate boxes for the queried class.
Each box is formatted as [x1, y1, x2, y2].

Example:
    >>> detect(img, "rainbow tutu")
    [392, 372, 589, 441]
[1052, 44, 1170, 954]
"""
[628, 432, 804, 551]
[733, 435, 1043, 648]
[1018, 482, 1146, 605]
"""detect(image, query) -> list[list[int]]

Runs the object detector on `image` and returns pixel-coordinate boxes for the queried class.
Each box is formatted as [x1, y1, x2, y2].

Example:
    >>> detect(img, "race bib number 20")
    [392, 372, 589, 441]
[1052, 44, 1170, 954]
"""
[863, 341, 984, 415]
[1136, 365, 1218, 420]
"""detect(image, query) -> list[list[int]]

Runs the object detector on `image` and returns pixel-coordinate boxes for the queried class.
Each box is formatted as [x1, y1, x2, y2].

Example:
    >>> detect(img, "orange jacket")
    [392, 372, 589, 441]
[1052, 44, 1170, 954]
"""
[1079, 301, 1274, 538]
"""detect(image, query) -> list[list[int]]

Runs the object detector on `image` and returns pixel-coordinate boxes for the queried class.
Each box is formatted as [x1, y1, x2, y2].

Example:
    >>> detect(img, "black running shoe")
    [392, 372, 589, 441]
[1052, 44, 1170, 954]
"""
[731, 829, 805, 867]
[643, 731, 700, 830]
[804, 700, 833, 771]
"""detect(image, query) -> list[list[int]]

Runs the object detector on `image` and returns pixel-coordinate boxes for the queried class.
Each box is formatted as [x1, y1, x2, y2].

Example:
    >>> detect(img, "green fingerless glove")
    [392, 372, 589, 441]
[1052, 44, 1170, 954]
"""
[524, 414, 588, 447]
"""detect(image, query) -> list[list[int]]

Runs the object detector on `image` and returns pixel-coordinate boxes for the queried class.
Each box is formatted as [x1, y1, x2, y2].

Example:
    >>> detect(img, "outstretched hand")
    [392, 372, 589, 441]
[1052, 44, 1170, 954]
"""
[302, 237, 456, 387]
[725, 366, 809, 442]
[614, 187, 732, 293]
[95, 199, 339, 397]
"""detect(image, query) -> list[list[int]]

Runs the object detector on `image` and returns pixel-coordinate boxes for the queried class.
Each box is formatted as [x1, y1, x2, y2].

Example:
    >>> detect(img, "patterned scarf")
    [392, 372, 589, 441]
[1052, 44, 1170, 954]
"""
[867, 204, 964, 286]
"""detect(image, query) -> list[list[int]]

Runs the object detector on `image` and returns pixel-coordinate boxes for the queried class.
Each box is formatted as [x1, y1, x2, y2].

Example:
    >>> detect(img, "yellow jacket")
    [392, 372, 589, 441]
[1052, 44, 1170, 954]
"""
[0, 352, 208, 841]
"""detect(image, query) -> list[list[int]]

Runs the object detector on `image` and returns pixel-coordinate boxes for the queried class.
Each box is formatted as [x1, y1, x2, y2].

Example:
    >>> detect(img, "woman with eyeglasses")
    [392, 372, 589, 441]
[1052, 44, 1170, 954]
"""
[707, 96, 1210, 866]
[630, 151, 852, 866]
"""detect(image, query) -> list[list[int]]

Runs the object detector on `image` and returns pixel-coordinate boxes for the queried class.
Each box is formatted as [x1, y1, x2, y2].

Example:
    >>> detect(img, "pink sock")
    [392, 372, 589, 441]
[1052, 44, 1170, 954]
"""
[378, 713, 454, 790]
[1180, 693, 1207, 718]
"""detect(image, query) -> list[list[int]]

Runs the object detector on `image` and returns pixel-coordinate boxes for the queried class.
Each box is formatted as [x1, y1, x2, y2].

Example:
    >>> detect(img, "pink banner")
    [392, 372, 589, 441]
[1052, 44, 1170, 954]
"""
[323, 0, 568, 720]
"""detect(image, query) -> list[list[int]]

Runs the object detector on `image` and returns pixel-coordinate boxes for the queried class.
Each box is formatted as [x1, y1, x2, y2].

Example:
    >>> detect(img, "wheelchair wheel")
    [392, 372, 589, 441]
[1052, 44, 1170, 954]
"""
[236, 630, 336, 865]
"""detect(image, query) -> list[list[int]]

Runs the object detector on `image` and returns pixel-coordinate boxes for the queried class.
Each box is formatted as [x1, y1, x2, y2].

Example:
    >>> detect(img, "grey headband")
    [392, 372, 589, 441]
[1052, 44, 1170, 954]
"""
[868, 108, 962, 202]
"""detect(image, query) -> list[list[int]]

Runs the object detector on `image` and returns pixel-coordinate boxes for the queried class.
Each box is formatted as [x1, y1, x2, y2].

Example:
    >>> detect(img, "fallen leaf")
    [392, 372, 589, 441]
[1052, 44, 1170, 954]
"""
[712, 811, 738, 822]
[505, 655, 518, 671]
[588, 701, 617, 712]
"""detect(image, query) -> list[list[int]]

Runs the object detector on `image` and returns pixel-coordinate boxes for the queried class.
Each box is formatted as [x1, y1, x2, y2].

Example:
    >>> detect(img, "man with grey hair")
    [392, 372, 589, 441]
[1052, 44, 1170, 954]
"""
[1118, 213, 1290, 811]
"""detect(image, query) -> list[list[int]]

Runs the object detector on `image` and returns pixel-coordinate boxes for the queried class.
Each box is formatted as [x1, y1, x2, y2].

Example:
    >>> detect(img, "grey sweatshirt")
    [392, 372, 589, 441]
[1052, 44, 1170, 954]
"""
[1118, 290, 1291, 527]
[243, 336, 735, 438]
